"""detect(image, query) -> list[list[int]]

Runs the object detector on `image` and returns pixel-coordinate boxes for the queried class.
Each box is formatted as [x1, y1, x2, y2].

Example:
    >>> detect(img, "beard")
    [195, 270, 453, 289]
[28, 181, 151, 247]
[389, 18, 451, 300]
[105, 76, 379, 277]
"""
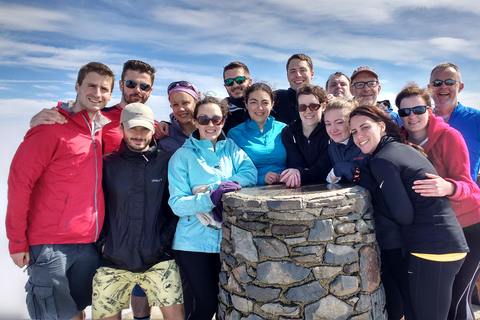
[123, 92, 148, 104]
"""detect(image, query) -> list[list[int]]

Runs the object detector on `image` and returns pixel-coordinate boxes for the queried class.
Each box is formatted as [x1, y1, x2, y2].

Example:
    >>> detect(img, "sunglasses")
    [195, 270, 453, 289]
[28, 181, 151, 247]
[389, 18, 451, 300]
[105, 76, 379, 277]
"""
[398, 105, 429, 117]
[297, 103, 322, 112]
[351, 81, 379, 89]
[431, 79, 459, 87]
[167, 81, 198, 93]
[196, 115, 224, 125]
[224, 76, 249, 86]
[123, 80, 151, 91]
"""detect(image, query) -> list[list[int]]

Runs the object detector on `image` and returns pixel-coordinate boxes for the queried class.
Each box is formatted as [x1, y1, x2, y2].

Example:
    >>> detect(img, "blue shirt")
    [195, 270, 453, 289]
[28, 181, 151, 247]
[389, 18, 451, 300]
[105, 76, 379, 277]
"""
[446, 102, 480, 182]
[228, 116, 287, 185]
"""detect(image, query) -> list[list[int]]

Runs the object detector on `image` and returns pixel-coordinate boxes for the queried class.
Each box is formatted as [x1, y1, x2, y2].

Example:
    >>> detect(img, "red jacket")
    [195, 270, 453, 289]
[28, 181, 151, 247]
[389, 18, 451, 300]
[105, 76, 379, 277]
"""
[101, 104, 123, 155]
[403, 115, 480, 228]
[6, 102, 108, 254]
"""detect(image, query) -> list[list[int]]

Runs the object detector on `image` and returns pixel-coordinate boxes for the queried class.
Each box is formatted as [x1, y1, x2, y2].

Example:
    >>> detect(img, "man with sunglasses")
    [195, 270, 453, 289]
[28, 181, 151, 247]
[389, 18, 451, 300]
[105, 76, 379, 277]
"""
[350, 66, 402, 125]
[429, 62, 480, 185]
[222, 61, 253, 133]
[29, 60, 158, 320]
[273, 53, 315, 124]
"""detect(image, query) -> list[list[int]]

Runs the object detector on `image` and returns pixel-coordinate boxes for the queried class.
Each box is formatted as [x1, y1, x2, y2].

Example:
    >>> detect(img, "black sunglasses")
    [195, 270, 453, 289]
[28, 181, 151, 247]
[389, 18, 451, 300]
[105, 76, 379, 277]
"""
[398, 105, 429, 117]
[224, 76, 249, 86]
[297, 103, 322, 112]
[351, 80, 379, 89]
[196, 115, 224, 125]
[167, 81, 198, 94]
[431, 79, 459, 87]
[123, 80, 151, 91]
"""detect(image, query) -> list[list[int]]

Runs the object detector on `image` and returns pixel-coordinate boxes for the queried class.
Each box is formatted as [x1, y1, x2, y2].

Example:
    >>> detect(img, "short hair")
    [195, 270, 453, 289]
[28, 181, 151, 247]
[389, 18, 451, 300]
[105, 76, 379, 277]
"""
[223, 61, 250, 79]
[325, 72, 351, 88]
[325, 97, 358, 115]
[297, 85, 327, 104]
[286, 53, 313, 72]
[395, 82, 432, 109]
[77, 62, 115, 91]
[245, 83, 275, 103]
[121, 60, 156, 84]
[193, 95, 228, 119]
[430, 62, 462, 82]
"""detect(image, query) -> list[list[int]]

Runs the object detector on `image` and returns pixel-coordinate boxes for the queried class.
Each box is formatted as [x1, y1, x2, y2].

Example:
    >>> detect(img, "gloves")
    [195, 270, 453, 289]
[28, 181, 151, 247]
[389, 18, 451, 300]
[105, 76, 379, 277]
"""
[210, 181, 241, 206]
[333, 162, 360, 183]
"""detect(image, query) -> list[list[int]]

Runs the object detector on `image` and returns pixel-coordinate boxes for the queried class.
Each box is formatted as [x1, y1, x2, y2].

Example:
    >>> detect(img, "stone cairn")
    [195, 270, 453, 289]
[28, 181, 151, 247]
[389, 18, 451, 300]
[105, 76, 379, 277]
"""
[218, 184, 386, 320]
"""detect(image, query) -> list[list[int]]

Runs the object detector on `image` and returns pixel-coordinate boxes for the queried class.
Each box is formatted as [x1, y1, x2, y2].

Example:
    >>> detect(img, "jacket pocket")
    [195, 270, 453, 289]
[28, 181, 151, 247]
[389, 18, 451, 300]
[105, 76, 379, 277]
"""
[25, 280, 57, 319]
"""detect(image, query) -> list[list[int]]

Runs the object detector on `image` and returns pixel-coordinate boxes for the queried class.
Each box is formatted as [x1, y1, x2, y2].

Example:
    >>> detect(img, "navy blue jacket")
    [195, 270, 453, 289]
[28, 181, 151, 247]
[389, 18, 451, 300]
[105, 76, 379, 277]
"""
[273, 88, 299, 124]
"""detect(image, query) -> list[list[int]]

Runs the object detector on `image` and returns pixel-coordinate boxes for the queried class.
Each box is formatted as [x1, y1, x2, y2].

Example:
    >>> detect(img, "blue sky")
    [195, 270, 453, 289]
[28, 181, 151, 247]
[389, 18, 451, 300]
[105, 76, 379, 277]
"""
[0, 1, 480, 318]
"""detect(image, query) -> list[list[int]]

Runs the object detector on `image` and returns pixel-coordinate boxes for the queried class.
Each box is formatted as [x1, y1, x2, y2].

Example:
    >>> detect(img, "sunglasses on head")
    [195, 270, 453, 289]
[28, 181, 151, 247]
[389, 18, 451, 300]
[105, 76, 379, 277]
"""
[431, 79, 459, 87]
[167, 81, 198, 93]
[196, 115, 224, 125]
[123, 80, 151, 91]
[224, 76, 249, 86]
[297, 103, 322, 112]
[398, 105, 429, 117]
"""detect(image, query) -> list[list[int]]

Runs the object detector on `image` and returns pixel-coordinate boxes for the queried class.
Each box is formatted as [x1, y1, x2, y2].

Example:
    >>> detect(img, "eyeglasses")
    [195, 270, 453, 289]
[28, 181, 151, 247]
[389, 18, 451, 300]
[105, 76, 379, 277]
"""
[431, 79, 459, 87]
[224, 76, 249, 86]
[196, 115, 224, 125]
[167, 81, 198, 93]
[351, 81, 379, 89]
[123, 80, 151, 91]
[297, 103, 322, 112]
[398, 105, 429, 117]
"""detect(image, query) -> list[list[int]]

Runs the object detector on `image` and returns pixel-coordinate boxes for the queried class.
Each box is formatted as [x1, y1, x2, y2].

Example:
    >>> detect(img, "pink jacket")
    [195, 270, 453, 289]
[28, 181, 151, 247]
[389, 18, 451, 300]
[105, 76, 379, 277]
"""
[6, 102, 108, 254]
[408, 115, 480, 228]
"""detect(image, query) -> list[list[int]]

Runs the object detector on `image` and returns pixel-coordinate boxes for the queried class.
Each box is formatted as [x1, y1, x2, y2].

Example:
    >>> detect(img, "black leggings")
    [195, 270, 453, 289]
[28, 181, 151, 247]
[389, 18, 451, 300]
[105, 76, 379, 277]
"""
[175, 250, 221, 320]
[449, 222, 480, 320]
[408, 253, 464, 320]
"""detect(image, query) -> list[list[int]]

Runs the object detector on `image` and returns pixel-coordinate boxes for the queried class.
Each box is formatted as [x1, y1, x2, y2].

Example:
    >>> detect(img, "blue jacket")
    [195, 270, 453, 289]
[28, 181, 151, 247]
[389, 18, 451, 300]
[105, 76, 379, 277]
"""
[157, 113, 190, 155]
[168, 131, 257, 253]
[446, 102, 480, 182]
[228, 116, 287, 185]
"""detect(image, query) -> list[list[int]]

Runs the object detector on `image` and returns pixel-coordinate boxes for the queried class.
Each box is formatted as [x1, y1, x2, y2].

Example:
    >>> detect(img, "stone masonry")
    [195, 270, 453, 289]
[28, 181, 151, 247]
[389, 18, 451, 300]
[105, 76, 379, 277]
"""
[218, 184, 386, 320]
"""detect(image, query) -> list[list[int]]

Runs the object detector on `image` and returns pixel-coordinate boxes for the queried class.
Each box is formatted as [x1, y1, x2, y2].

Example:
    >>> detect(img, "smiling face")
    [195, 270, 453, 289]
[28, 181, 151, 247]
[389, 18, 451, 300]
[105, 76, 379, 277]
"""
[297, 94, 323, 128]
[169, 90, 196, 126]
[246, 89, 273, 127]
[324, 108, 351, 143]
[287, 59, 314, 91]
[327, 75, 351, 98]
[120, 70, 153, 106]
[398, 95, 431, 138]
[194, 102, 224, 144]
[351, 73, 381, 105]
[350, 115, 386, 154]
[428, 67, 464, 115]
[224, 67, 252, 100]
[120, 125, 153, 152]
[74, 71, 113, 120]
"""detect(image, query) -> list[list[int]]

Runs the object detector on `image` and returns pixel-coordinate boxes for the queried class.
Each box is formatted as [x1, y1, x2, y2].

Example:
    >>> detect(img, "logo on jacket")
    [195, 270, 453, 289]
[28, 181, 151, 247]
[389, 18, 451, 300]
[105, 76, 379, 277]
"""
[151, 178, 163, 183]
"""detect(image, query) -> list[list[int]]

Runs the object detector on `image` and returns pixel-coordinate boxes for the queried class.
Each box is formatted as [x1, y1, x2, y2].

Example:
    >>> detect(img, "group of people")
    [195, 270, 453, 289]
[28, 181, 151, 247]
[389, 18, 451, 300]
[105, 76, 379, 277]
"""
[5, 53, 480, 320]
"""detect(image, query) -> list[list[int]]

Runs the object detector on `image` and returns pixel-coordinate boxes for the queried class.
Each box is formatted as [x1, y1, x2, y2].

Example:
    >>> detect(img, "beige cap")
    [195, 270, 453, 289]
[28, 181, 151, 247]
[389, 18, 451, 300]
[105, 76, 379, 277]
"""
[120, 102, 155, 131]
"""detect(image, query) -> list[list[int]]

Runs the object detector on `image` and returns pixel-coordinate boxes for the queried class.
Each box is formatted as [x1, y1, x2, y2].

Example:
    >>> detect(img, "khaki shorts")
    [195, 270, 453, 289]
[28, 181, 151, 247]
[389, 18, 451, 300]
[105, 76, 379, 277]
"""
[92, 259, 183, 318]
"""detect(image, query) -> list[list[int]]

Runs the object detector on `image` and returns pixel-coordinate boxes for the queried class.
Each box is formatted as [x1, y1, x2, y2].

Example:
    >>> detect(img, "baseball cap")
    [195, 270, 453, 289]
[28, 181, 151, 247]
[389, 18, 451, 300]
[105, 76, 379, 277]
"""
[351, 66, 378, 82]
[120, 102, 155, 131]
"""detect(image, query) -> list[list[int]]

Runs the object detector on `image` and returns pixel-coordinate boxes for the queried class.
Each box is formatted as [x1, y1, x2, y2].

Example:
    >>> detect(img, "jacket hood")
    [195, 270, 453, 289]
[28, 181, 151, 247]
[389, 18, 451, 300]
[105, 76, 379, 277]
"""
[423, 114, 449, 154]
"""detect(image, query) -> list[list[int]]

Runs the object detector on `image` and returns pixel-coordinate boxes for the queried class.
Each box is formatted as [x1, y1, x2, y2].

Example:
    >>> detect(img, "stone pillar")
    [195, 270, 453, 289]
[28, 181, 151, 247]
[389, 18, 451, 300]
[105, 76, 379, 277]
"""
[218, 184, 386, 320]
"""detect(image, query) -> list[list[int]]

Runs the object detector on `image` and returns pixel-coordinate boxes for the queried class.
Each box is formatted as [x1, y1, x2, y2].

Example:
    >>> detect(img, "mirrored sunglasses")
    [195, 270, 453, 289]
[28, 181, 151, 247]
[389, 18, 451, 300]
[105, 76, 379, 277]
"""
[123, 80, 151, 91]
[431, 79, 458, 87]
[224, 76, 249, 86]
[167, 81, 197, 93]
[398, 105, 429, 117]
[196, 115, 224, 125]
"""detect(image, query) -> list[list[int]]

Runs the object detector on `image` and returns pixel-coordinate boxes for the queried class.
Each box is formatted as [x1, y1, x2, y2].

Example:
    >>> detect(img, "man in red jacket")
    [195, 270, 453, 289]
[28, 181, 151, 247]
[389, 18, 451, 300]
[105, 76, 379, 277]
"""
[6, 62, 114, 320]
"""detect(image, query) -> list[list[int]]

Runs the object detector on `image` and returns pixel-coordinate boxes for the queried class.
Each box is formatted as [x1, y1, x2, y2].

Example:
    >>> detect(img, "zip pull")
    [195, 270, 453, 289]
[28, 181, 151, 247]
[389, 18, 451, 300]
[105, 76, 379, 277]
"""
[141, 153, 149, 162]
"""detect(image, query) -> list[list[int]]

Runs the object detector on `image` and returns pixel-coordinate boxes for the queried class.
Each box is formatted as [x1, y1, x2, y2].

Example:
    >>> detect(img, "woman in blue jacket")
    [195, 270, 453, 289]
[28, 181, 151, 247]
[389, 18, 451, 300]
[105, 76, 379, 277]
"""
[227, 83, 287, 185]
[168, 96, 257, 320]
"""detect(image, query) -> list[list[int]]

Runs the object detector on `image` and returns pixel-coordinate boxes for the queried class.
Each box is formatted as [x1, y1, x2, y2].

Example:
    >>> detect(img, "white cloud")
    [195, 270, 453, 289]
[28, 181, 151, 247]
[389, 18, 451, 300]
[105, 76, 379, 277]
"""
[33, 84, 62, 91]
[0, 3, 68, 32]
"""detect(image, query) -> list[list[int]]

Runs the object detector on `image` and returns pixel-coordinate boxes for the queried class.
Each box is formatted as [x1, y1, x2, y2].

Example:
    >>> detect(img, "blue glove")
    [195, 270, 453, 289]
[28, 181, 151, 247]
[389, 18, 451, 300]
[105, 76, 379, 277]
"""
[333, 162, 360, 183]
[210, 181, 241, 206]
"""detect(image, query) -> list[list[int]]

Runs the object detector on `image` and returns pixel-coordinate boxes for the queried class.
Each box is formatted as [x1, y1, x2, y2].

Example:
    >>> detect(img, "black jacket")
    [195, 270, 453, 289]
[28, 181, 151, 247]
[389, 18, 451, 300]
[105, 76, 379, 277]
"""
[281, 118, 330, 184]
[273, 88, 299, 124]
[100, 141, 178, 272]
[223, 97, 249, 134]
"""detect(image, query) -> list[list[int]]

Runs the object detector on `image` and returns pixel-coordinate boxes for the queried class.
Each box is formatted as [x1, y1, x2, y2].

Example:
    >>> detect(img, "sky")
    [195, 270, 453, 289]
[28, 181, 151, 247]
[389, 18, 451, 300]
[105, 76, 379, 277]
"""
[0, 0, 480, 318]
